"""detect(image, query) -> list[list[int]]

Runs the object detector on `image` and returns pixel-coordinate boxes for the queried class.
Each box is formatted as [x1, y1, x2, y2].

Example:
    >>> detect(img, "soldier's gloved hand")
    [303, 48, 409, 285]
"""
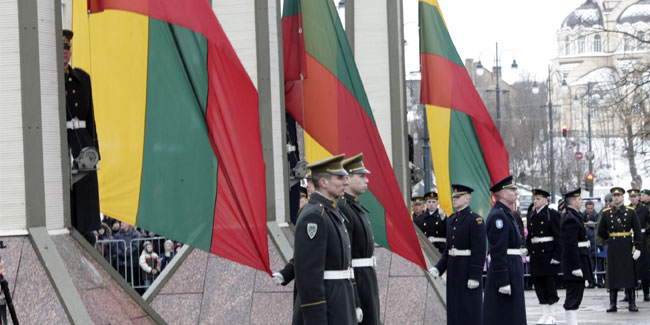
[272, 272, 284, 286]
[571, 269, 583, 278]
[550, 259, 560, 265]
[356, 307, 363, 323]
[633, 249, 641, 260]
[467, 279, 479, 289]
[428, 267, 440, 279]
[520, 248, 529, 257]
[498, 285, 511, 295]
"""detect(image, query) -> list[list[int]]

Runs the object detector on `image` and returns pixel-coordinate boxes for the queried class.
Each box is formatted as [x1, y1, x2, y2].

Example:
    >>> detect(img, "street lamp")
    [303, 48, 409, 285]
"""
[475, 42, 518, 133]
[531, 66, 567, 203]
[573, 82, 601, 196]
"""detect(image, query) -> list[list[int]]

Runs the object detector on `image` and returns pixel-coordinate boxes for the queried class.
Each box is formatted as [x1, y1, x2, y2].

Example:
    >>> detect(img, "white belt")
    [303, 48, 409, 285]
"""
[531, 236, 554, 244]
[578, 241, 590, 248]
[351, 256, 376, 268]
[428, 236, 446, 243]
[507, 248, 525, 256]
[323, 267, 355, 280]
[66, 119, 86, 129]
[448, 248, 471, 256]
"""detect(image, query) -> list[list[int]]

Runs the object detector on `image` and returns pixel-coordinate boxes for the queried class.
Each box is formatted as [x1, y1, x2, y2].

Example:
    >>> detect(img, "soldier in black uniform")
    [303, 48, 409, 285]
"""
[292, 154, 357, 324]
[483, 176, 526, 325]
[413, 191, 447, 253]
[526, 189, 562, 324]
[429, 184, 486, 325]
[628, 189, 650, 301]
[641, 189, 650, 257]
[597, 187, 642, 313]
[63, 30, 101, 244]
[337, 154, 379, 325]
[411, 196, 425, 219]
[560, 188, 592, 325]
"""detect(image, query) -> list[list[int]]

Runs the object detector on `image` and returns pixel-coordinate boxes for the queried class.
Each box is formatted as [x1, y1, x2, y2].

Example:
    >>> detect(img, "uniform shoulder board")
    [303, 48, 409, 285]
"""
[626, 206, 636, 210]
[602, 207, 611, 212]
[475, 217, 483, 225]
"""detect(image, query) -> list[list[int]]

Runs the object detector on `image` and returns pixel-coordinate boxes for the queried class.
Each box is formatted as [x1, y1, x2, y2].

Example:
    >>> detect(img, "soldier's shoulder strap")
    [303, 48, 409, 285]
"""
[626, 206, 636, 210]
[602, 207, 612, 213]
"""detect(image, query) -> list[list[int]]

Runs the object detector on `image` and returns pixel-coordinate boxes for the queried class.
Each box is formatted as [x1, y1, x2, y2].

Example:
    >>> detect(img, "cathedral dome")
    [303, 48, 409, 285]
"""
[618, 0, 650, 25]
[562, 0, 604, 29]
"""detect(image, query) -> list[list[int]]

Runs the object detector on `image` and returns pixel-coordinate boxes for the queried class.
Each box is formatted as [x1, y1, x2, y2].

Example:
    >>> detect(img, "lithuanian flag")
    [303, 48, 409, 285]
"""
[75, 0, 270, 273]
[283, 0, 426, 268]
[419, 0, 510, 217]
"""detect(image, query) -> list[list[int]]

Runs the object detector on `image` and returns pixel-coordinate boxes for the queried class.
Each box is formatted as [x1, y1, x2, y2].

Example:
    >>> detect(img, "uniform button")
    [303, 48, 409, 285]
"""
[424, 223, 426, 226]
[72, 89, 76, 94]
[68, 77, 72, 82]
[75, 102, 78, 107]
[435, 222, 438, 225]
[453, 227, 457, 230]
[541, 221, 544, 224]
[542, 249, 545, 253]
[452, 235, 455, 239]
[451, 245, 455, 248]
[540, 231, 544, 234]
[348, 245, 351, 248]
[344, 229, 347, 233]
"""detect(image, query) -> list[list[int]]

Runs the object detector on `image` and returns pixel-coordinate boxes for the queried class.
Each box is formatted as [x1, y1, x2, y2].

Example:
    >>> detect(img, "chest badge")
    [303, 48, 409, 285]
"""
[495, 219, 504, 229]
[476, 217, 483, 225]
[307, 223, 318, 239]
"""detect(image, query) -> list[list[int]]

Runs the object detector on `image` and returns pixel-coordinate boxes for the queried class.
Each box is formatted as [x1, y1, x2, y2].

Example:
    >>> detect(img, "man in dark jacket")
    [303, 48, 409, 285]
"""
[561, 188, 592, 325]
[337, 154, 379, 325]
[292, 154, 357, 324]
[597, 187, 642, 312]
[414, 191, 447, 253]
[429, 184, 486, 325]
[628, 189, 650, 301]
[483, 176, 526, 325]
[583, 200, 598, 288]
[63, 29, 101, 245]
[526, 189, 562, 324]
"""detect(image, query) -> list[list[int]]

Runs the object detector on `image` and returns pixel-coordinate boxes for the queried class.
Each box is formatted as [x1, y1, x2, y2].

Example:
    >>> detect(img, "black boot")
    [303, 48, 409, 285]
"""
[628, 289, 639, 312]
[607, 290, 618, 312]
[643, 282, 650, 301]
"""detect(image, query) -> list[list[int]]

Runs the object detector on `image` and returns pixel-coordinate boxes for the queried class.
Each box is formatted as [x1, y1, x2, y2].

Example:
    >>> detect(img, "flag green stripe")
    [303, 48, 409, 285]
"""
[448, 110, 492, 217]
[137, 20, 217, 251]
[359, 190, 388, 249]
[301, 0, 374, 121]
[282, 0, 300, 17]
[419, 1, 464, 67]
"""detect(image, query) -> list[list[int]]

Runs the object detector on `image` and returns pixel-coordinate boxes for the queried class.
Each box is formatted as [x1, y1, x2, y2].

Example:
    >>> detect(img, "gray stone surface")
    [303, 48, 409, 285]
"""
[384, 276, 429, 324]
[159, 248, 208, 295]
[151, 293, 202, 325]
[249, 292, 294, 324]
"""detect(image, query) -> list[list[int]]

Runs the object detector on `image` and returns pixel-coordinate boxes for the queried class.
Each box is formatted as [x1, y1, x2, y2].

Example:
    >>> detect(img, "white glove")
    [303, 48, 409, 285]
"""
[633, 250, 641, 260]
[428, 236, 435, 243]
[272, 272, 284, 285]
[572, 269, 583, 277]
[428, 267, 440, 279]
[498, 285, 511, 295]
[550, 259, 560, 265]
[356, 307, 363, 323]
[467, 279, 479, 289]
[520, 248, 529, 257]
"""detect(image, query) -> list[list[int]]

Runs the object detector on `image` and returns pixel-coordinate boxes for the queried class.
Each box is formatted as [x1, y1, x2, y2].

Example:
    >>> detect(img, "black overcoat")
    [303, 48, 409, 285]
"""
[597, 205, 641, 289]
[525, 205, 562, 276]
[561, 207, 593, 282]
[414, 208, 447, 253]
[632, 204, 650, 281]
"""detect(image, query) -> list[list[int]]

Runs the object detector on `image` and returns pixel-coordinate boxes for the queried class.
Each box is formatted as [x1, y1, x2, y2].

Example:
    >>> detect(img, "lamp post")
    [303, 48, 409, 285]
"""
[573, 82, 600, 197]
[532, 66, 567, 203]
[476, 42, 518, 133]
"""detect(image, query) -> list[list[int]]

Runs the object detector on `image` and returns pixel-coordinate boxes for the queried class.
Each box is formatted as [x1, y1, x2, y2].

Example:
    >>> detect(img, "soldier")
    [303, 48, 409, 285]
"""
[641, 189, 650, 255]
[291, 154, 357, 324]
[560, 188, 592, 325]
[337, 154, 379, 325]
[428, 184, 486, 325]
[483, 176, 526, 325]
[628, 189, 650, 301]
[63, 29, 101, 245]
[597, 187, 642, 313]
[411, 196, 425, 219]
[526, 189, 562, 324]
[414, 191, 447, 253]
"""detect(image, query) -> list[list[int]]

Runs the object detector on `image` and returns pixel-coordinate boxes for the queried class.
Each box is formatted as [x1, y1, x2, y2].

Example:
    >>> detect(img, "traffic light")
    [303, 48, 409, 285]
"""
[585, 173, 595, 190]
[562, 124, 568, 138]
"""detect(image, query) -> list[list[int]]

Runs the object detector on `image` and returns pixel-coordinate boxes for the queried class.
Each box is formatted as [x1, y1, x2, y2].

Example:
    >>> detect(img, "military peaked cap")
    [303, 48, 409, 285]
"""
[490, 175, 517, 192]
[532, 189, 550, 198]
[610, 187, 625, 195]
[451, 184, 474, 197]
[627, 188, 640, 195]
[412, 196, 425, 205]
[306, 154, 348, 176]
[424, 191, 438, 200]
[342, 153, 370, 174]
[63, 29, 74, 47]
[299, 186, 308, 198]
[563, 188, 581, 199]
[642, 189, 650, 195]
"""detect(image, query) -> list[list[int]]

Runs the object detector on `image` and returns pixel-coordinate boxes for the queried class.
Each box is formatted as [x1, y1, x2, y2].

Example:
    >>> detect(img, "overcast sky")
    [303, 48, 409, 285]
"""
[403, 0, 586, 83]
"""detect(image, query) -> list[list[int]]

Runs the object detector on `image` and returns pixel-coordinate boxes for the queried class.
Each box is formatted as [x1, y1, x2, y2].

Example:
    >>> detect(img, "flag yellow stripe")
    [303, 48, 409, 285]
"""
[426, 105, 452, 215]
[305, 131, 333, 162]
[418, 0, 448, 28]
[73, 1, 148, 225]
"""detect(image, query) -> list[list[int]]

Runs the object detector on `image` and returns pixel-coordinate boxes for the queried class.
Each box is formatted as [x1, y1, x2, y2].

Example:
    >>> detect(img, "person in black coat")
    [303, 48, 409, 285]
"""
[63, 29, 101, 244]
[414, 191, 447, 253]
[292, 155, 357, 325]
[628, 189, 650, 301]
[428, 184, 486, 325]
[337, 154, 379, 325]
[483, 176, 526, 325]
[561, 188, 593, 325]
[526, 189, 562, 324]
[597, 187, 642, 313]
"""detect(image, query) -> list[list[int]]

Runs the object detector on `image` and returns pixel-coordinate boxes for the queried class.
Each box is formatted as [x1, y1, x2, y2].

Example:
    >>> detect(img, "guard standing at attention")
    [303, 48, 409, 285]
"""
[429, 184, 486, 325]
[292, 154, 357, 324]
[526, 189, 562, 324]
[413, 191, 447, 253]
[483, 176, 526, 325]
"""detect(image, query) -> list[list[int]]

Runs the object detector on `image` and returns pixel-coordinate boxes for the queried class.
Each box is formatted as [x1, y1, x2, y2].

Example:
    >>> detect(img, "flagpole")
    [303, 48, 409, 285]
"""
[422, 103, 432, 194]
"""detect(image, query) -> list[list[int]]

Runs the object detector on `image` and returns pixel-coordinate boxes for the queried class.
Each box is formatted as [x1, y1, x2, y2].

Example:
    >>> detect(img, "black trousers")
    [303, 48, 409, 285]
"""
[564, 280, 585, 310]
[532, 275, 559, 305]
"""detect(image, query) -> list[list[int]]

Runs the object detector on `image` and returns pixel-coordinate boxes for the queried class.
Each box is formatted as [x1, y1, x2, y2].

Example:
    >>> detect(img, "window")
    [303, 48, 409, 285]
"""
[625, 36, 632, 51]
[578, 36, 585, 53]
[638, 31, 646, 50]
[594, 35, 602, 52]
[565, 37, 571, 55]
